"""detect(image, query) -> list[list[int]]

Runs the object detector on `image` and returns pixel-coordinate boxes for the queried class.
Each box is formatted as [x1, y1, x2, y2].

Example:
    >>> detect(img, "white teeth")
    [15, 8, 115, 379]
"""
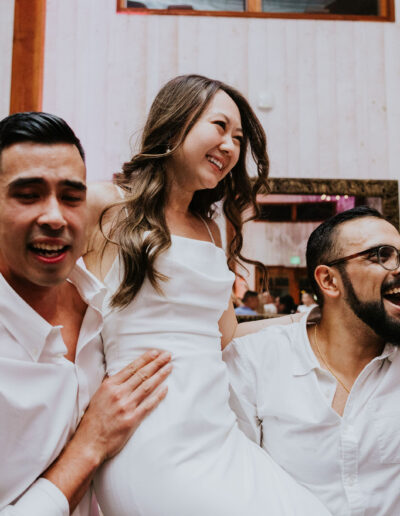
[207, 156, 223, 170]
[32, 243, 65, 251]
[385, 287, 400, 295]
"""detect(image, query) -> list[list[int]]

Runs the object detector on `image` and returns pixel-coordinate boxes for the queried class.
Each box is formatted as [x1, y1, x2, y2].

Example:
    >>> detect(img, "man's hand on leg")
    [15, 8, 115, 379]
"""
[43, 350, 172, 512]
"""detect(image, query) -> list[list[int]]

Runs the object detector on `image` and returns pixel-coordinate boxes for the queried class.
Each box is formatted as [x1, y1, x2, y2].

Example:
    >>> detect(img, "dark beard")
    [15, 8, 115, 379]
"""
[339, 266, 400, 345]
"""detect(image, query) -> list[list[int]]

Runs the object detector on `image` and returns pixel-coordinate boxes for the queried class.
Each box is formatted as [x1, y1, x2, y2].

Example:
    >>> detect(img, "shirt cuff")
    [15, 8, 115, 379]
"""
[13, 478, 69, 516]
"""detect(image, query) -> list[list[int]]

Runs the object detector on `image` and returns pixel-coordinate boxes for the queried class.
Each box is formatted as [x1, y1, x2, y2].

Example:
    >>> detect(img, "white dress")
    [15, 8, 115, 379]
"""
[95, 234, 330, 516]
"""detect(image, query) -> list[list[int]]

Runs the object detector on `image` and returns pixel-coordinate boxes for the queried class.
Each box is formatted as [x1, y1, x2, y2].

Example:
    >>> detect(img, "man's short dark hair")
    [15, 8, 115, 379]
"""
[0, 112, 85, 164]
[242, 290, 258, 302]
[306, 206, 385, 306]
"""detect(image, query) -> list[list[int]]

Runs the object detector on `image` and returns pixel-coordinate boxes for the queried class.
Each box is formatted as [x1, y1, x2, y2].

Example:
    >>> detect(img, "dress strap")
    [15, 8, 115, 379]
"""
[114, 184, 130, 216]
[199, 216, 216, 245]
[114, 184, 125, 200]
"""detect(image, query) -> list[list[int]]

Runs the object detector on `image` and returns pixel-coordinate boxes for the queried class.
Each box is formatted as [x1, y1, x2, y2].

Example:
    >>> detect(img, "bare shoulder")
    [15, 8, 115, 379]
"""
[83, 182, 122, 275]
[87, 182, 121, 229]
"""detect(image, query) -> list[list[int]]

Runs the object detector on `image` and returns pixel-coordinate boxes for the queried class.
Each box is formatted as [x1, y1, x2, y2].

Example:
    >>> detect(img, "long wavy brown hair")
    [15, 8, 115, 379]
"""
[105, 74, 269, 308]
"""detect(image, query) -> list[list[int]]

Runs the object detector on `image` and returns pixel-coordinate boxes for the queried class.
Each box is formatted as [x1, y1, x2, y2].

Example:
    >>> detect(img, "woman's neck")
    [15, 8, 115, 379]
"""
[165, 178, 194, 215]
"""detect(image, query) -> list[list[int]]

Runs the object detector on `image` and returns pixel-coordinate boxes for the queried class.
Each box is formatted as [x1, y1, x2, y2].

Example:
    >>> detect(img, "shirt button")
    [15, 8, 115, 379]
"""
[348, 475, 356, 486]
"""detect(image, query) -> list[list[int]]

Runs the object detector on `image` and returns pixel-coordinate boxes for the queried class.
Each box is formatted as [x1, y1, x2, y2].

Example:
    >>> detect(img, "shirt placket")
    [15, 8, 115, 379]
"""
[74, 363, 90, 427]
[74, 307, 103, 427]
[340, 375, 371, 516]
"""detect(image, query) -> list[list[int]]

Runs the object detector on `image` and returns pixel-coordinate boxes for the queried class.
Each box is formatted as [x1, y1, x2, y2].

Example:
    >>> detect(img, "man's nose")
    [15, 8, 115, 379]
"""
[37, 196, 67, 230]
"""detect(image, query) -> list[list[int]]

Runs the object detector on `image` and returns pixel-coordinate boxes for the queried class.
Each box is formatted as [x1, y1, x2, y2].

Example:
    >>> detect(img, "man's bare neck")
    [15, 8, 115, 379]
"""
[5, 277, 87, 362]
[309, 309, 385, 384]
[308, 310, 385, 416]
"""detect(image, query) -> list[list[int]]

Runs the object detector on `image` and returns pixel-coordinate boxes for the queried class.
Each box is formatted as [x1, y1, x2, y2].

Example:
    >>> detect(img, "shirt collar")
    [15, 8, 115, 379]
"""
[290, 308, 399, 375]
[290, 309, 320, 376]
[0, 263, 106, 362]
[67, 263, 107, 314]
[378, 342, 397, 362]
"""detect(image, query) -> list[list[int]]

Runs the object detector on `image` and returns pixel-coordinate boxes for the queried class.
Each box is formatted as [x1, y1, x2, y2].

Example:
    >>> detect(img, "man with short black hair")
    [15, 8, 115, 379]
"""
[234, 290, 259, 315]
[0, 112, 171, 516]
[224, 206, 400, 515]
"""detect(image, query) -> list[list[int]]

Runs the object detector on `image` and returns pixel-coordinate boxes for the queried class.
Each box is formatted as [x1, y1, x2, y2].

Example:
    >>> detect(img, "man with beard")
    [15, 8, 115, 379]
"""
[223, 206, 400, 516]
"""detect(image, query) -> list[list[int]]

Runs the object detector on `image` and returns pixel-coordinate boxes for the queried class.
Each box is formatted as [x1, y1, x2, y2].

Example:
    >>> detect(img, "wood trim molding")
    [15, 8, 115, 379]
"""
[10, 0, 46, 114]
[117, 0, 395, 22]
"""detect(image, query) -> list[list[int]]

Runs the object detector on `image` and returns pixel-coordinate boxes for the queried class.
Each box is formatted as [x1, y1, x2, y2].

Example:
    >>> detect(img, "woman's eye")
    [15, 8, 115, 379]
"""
[214, 120, 226, 129]
[234, 135, 243, 144]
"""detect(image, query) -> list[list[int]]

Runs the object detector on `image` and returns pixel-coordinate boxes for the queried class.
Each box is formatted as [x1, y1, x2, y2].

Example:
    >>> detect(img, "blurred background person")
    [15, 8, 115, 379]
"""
[297, 291, 318, 314]
[276, 294, 297, 315]
[261, 290, 278, 314]
[234, 290, 259, 316]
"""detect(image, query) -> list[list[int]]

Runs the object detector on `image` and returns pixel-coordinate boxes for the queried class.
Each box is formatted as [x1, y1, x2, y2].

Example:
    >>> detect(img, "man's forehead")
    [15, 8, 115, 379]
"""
[0, 142, 86, 184]
[336, 216, 400, 252]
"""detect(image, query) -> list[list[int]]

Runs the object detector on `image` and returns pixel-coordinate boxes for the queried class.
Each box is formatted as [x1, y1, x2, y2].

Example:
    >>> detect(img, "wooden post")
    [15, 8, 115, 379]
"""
[10, 0, 46, 113]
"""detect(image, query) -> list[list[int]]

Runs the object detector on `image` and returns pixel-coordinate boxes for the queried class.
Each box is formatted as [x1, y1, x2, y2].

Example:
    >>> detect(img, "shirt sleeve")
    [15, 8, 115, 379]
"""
[223, 336, 262, 445]
[0, 478, 69, 516]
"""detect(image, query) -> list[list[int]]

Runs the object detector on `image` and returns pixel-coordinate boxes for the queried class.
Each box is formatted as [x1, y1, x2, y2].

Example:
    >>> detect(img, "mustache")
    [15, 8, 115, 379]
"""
[382, 279, 400, 294]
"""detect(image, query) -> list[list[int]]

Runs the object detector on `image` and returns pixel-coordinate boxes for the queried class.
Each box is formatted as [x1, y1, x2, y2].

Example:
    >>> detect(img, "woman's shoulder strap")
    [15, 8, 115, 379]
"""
[198, 215, 216, 245]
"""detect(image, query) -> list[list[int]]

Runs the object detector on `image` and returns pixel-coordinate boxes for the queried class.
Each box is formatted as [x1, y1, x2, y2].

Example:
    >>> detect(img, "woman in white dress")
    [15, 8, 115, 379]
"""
[84, 75, 330, 515]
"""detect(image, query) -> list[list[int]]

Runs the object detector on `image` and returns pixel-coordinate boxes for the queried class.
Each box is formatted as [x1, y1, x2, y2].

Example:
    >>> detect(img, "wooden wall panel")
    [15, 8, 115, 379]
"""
[41, 0, 400, 183]
[315, 23, 338, 179]
[0, 0, 15, 119]
[384, 21, 400, 179]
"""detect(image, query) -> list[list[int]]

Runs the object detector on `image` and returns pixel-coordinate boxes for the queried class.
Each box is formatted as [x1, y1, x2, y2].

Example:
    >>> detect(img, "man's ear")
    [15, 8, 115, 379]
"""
[314, 265, 340, 301]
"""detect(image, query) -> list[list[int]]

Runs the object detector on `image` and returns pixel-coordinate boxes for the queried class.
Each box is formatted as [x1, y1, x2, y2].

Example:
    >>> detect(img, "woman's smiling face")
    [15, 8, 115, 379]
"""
[166, 89, 243, 193]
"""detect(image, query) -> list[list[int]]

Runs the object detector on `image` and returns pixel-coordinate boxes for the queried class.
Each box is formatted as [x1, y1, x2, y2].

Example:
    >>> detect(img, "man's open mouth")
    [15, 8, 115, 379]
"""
[28, 243, 70, 258]
[383, 287, 400, 306]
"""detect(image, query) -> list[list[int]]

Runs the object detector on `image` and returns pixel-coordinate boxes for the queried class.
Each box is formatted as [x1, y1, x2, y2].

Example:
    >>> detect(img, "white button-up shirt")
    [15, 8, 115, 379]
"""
[0, 265, 106, 516]
[223, 314, 400, 516]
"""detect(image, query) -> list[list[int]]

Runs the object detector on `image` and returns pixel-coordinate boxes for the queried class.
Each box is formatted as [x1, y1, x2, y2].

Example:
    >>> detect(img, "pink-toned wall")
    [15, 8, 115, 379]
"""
[41, 0, 400, 184]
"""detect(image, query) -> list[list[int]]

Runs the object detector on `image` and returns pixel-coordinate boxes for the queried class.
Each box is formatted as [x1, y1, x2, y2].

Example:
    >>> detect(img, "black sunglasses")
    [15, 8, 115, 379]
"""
[326, 245, 400, 271]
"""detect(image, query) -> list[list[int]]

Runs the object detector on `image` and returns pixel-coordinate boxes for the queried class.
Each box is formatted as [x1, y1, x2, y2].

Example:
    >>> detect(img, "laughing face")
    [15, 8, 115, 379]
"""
[335, 217, 400, 344]
[167, 89, 243, 192]
[0, 142, 87, 292]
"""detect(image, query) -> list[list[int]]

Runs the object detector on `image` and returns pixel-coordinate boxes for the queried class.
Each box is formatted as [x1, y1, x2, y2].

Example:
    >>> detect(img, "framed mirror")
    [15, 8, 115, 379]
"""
[237, 178, 399, 307]
[264, 178, 399, 228]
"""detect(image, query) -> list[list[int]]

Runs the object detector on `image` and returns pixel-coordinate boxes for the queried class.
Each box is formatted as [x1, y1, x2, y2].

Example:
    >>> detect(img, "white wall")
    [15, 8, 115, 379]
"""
[0, 0, 14, 119]
[42, 0, 400, 183]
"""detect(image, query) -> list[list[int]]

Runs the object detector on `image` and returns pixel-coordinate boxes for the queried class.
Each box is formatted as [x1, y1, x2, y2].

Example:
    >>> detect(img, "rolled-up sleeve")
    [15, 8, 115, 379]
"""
[0, 478, 69, 516]
[223, 337, 262, 445]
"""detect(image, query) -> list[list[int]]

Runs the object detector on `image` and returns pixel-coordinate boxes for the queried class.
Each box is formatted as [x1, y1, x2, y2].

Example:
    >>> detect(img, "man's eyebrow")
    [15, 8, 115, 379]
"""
[8, 177, 87, 191]
[8, 177, 45, 188]
[62, 179, 87, 191]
